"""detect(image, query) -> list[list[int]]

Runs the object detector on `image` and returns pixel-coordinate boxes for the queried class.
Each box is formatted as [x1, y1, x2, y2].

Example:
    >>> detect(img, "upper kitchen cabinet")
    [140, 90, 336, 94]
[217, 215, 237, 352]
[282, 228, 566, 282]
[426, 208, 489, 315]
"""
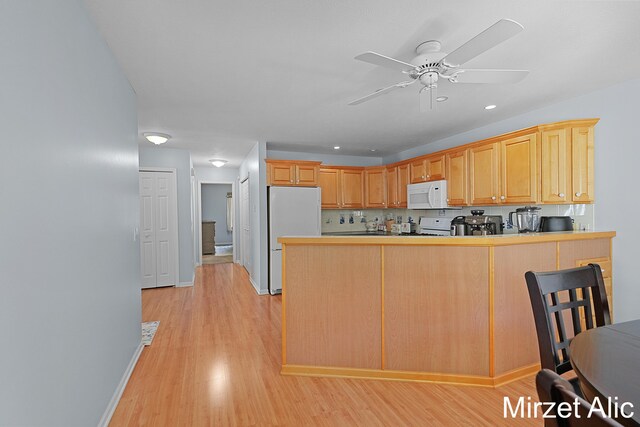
[386, 163, 410, 208]
[266, 159, 321, 186]
[540, 127, 571, 204]
[318, 167, 364, 209]
[445, 149, 469, 206]
[571, 122, 596, 203]
[539, 119, 597, 204]
[500, 132, 538, 205]
[469, 142, 500, 205]
[468, 132, 538, 205]
[365, 167, 387, 208]
[409, 154, 446, 183]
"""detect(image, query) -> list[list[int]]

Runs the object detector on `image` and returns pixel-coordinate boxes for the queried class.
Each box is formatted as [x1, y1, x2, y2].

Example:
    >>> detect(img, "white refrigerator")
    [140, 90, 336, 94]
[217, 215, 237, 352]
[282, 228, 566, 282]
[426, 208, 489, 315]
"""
[268, 186, 321, 295]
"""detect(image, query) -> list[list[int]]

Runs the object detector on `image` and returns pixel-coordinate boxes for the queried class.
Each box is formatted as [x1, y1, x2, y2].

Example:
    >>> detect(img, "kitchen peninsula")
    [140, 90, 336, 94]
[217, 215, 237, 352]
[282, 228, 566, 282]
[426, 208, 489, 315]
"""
[279, 231, 615, 387]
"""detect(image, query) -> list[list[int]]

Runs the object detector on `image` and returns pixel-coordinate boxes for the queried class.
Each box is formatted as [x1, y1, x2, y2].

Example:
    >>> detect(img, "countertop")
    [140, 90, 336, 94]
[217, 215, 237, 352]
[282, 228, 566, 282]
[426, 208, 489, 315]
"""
[281, 230, 616, 246]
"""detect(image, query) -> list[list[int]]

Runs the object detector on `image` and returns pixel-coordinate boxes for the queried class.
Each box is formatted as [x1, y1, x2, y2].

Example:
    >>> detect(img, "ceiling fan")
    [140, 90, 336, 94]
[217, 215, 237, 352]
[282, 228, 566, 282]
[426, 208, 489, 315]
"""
[348, 19, 529, 111]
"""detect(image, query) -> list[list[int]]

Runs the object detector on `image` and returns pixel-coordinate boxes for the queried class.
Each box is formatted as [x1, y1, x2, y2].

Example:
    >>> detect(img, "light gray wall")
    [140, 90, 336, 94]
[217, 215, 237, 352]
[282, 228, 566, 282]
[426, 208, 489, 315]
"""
[139, 146, 195, 285]
[240, 142, 269, 294]
[201, 184, 233, 245]
[267, 149, 382, 166]
[383, 78, 640, 322]
[0, 2, 141, 425]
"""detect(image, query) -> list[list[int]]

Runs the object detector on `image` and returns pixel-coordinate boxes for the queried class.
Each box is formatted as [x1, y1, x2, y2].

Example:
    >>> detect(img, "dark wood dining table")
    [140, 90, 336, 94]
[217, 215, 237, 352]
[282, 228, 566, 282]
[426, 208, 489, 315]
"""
[570, 319, 640, 427]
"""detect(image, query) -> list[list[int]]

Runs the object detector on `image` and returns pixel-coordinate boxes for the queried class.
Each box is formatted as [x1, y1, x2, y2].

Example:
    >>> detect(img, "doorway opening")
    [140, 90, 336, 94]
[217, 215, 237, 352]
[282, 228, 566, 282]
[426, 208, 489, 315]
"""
[200, 183, 234, 265]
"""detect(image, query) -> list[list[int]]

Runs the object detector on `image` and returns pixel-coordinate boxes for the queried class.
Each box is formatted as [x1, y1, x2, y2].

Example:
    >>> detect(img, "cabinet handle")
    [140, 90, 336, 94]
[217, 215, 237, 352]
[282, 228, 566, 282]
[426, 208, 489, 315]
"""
[290, 179, 293, 183]
[427, 174, 430, 179]
[559, 193, 565, 198]
[296, 179, 300, 184]
[422, 175, 425, 179]
[575, 192, 581, 197]
[491, 196, 496, 200]
[500, 195, 505, 200]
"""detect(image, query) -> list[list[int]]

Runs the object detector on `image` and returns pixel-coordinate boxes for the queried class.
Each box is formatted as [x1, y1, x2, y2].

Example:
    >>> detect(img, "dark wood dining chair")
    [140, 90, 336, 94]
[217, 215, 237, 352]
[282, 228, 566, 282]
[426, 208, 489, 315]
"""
[525, 264, 611, 396]
[536, 369, 622, 427]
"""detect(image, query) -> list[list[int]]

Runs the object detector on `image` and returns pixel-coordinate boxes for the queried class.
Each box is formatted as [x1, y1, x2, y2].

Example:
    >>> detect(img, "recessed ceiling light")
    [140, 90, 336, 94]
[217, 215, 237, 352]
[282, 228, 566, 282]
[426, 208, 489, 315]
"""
[334, 146, 340, 150]
[436, 96, 448, 102]
[143, 132, 171, 145]
[485, 104, 497, 110]
[209, 159, 227, 168]
[370, 149, 377, 152]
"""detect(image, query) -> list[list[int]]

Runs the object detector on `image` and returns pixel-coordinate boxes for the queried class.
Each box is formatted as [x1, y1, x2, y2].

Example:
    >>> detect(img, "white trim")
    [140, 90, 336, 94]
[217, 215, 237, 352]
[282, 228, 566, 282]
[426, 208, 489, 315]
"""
[98, 342, 144, 427]
[250, 276, 268, 295]
[177, 270, 196, 287]
[138, 168, 180, 288]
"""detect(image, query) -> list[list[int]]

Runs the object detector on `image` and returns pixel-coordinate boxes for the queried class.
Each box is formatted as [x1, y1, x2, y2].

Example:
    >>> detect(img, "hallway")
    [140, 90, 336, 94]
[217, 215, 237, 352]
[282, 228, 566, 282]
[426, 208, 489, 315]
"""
[111, 263, 539, 426]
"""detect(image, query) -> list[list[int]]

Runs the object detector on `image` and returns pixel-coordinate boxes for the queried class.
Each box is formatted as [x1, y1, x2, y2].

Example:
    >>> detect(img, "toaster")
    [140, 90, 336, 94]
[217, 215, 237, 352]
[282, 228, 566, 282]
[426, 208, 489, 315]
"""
[400, 222, 417, 234]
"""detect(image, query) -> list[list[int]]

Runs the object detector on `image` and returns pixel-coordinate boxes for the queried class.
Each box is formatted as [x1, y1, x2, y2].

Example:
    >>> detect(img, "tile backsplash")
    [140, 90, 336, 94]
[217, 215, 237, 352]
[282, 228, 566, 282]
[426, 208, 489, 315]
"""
[321, 204, 595, 234]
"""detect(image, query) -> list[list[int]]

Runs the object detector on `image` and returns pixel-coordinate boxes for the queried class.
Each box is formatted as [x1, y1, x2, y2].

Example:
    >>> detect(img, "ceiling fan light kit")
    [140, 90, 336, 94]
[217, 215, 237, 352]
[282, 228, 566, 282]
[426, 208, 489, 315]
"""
[349, 19, 529, 111]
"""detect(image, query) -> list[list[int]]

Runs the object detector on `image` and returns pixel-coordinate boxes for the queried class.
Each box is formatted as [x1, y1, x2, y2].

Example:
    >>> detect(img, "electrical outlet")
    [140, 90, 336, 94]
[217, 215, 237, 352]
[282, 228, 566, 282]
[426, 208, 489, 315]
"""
[349, 214, 354, 224]
[339, 214, 345, 224]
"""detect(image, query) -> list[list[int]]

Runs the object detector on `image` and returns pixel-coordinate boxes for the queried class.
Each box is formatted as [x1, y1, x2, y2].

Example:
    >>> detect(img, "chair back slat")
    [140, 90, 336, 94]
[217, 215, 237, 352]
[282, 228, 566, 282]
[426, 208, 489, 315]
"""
[525, 264, 611, 375]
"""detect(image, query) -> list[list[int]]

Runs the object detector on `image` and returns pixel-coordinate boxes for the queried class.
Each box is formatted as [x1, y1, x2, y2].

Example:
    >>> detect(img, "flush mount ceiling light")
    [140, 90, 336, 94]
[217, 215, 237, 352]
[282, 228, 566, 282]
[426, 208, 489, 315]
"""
[143, 132, 171, 145]
[485, 104, 497, 110]
[334, 146, 340, 150]
[370, 149, 377, 152]
[209, 159, 228, 168]
[436, 96, 448, 102]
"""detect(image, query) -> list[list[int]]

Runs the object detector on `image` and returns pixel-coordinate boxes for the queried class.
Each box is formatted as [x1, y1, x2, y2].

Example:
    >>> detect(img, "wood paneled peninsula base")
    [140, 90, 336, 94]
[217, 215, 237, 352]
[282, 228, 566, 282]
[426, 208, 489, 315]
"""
[279, 231, 616, 387]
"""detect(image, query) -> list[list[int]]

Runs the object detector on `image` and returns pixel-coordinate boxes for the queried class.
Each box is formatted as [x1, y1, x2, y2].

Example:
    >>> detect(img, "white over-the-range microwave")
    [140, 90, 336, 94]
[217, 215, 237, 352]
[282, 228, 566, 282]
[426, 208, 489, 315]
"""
[407, 180, 457, 209]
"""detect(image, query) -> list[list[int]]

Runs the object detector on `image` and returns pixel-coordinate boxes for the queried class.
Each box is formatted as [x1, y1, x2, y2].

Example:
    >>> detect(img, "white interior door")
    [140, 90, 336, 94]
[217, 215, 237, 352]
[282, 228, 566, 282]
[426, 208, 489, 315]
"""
[139, 171, 178, 288]
[240, 178, 252, 275]
[139, 173, 156, 289]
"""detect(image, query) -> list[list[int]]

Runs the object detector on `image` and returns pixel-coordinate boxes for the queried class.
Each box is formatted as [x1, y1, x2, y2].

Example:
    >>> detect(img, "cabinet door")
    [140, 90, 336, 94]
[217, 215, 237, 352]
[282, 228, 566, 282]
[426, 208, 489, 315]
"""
[541, 129, 570, 203]
[446, 149, 469, 206]
[295, 164, 319, 186]
[426, 154, 446, 181]
[268, 162, 295, 186]
[398, 164, 409, 207]
[318, 169, 340, 208]
[571, 126, 595, 203]
[386, 166, 398, 207]
[501, 133, 538, 204]
[341, 169, 364, 208]
[469, 143, 500, 205]
[410, 159, 427, 183]
[365, 168, 387, 208]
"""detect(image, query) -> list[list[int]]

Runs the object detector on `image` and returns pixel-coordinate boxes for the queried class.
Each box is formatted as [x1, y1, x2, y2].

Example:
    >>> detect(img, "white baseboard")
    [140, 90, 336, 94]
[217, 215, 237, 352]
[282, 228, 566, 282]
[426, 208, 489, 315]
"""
[177, 271, 196, 287]
[98, 341, 144, 427]
[249, 277, 269, 295]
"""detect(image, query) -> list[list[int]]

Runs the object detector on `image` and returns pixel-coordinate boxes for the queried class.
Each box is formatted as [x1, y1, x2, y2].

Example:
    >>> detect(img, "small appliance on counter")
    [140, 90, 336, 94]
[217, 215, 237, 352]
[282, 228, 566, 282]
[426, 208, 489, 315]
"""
[508, 206, 541, 233]
[418, 217, 455, 236]
[450, 216, 467, 236]
[400, 222, 417, 234]
[365, 220, 378, 232]
[463, 210, 504, 235]
[539, 216, 573, 232]
[390, 224, 402, 234]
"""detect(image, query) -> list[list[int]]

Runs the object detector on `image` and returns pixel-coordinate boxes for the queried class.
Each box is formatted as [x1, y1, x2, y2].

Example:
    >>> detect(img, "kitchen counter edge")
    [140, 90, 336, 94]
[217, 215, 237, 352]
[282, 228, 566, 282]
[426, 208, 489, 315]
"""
[279, 231, 616, 246]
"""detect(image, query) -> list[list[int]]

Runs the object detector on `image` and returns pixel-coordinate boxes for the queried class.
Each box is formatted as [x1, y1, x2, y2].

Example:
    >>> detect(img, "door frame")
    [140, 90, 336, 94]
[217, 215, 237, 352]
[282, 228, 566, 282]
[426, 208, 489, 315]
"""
[139, 167, 180, 287]
[195, 180, 236, 266]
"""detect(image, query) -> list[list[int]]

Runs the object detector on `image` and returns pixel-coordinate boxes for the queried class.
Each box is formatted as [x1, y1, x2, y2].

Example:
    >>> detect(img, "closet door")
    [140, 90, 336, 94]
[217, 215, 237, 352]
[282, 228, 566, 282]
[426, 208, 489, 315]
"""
[139, 171, 178, 288]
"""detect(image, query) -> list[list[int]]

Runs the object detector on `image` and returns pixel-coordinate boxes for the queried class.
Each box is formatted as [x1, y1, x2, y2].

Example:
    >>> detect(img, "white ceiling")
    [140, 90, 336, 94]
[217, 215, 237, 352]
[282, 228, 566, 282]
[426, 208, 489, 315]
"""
[83, 0, 640, 167]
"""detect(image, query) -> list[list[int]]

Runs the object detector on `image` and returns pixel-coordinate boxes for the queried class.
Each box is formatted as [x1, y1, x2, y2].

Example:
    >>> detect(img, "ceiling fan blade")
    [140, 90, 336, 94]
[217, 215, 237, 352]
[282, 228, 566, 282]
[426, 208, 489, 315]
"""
[354, 51, 416, 72]
[452, 69, 529, 84]
[419, 86, 437, 112]
[348, 80, 415, 105]
[442, 19, 524, 67]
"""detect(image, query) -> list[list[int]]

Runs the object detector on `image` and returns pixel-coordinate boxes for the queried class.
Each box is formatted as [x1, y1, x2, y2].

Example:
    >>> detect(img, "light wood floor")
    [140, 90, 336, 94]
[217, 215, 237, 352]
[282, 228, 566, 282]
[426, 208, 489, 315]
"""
[111, 263, 542, 426]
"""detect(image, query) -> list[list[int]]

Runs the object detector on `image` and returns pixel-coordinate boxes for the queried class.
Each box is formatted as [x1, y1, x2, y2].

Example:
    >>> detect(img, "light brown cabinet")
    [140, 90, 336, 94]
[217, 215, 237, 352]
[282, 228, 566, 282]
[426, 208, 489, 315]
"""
[469, 133, 538, 205]
[266, 159, 321, 186]
[445, 149, 469, 206]
[318, 167, 364, 209]
[386, 163, 409, 208]
[364, 167, 387, 208]
[409, 154, 446, 183]
[540, 119, 597, 204]
[571, 125, 595, 203]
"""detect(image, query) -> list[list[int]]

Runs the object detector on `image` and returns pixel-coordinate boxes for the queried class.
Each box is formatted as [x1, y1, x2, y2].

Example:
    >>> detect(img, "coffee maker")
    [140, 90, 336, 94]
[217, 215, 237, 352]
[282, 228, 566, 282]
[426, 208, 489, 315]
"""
[463, 210, 504, 235]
